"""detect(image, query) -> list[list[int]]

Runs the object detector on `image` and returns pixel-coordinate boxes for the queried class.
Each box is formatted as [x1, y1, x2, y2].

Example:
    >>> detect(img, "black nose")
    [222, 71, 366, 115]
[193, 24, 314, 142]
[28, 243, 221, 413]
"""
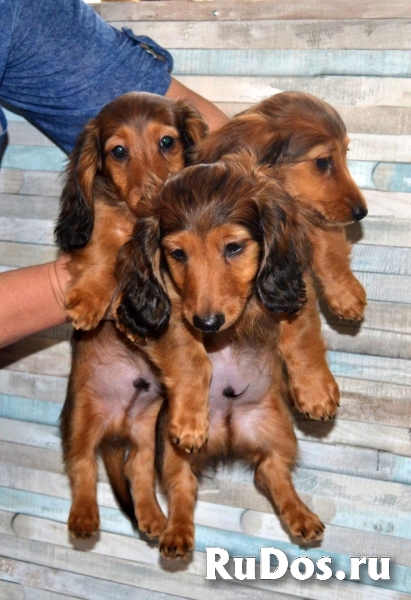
[193, 313, 225, 332]
[352, 206, 368, 221]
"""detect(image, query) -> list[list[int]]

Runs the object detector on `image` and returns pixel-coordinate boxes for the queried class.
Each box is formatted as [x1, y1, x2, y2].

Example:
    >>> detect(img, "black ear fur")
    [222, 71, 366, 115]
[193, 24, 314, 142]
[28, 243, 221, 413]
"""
[54, 179, 95, 252]
[255, 189, 307, 315]
[115, 216, 171, 338]
[54, 119, 101, 251]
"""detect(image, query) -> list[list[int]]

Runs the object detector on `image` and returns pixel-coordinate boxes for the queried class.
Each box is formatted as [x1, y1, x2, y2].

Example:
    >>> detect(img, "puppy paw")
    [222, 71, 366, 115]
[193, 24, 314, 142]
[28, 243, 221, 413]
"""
[159, 523, 195, 559]
[168, 410, 209, 453]
[68, 501, 100, 539]
[292, 372, 340, 420]
[325, 278, 367, 321]
[281, 503, 325, 543]
[66, 289, 109, 330]
[137, 506, 167, 540]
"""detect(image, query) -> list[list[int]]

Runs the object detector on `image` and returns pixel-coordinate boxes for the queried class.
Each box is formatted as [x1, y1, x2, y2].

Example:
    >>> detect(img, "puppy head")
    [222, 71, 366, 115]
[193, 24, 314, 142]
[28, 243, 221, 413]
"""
[193, 92, 367, 226]
[262, 92, 367, 225]
[117, 152, 308, 337]
[55, 92, 207, 252]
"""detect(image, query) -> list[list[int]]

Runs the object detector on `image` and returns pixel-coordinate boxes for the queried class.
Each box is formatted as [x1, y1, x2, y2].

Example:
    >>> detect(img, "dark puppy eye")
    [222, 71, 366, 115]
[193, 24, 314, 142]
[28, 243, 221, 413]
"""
[170, 248, 187, 262]
[316, 157, 333, 171]
[225, 243, 244, 258]
[159, 136, 175, 150]
[111, 145, 128, 160]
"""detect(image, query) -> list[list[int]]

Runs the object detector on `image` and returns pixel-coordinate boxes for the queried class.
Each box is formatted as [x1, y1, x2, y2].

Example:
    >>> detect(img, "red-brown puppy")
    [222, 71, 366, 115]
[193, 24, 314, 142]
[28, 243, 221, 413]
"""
[192, 91, 368, 419]
[55, 91, 207, 330]
[115, 154, 325, 559]
[57, 92, 207, 539]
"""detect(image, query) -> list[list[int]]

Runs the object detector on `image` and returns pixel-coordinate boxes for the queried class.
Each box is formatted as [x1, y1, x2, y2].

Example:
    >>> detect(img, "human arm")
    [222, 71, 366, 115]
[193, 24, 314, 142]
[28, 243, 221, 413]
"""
[0, 255, 71, 348]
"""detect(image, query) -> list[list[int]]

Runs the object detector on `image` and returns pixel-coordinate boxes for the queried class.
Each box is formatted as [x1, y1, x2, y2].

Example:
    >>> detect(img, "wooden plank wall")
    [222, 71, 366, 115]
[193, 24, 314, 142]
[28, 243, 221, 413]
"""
[0, 1, 410, 598]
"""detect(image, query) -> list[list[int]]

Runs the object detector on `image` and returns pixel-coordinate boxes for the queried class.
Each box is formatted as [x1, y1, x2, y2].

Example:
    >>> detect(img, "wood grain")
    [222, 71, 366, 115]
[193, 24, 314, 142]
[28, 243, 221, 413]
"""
[0, 4, 410, 598]
[107, 20, 411, 50]
[95, 1, 411, 21]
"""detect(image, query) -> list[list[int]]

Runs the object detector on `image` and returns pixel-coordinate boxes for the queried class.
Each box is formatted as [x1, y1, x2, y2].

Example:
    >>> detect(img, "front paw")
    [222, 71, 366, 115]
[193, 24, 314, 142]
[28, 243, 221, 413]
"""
[169, 409, 209, 453]
[159, 522, 195, 560]
[66, 289, 108, 330]
[281, 503, 325, 543]
[68, 500, 100, 539]
[325, 278, 367, 321]
[292, 371, 340, 420]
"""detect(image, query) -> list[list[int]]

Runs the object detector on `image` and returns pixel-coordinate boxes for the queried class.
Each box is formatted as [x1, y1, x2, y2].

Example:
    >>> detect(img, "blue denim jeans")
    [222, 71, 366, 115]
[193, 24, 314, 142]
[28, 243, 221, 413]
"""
[0, 0, 173, 153]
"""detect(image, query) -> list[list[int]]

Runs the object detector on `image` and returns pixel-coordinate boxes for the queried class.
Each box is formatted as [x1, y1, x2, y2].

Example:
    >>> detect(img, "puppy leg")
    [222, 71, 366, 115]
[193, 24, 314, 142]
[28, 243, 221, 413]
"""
[251, 391, 324, 542]
[279, 277, 340, 419]
[159, 438, 197, 560]
[311, 228, 366, 321]
[255, 454, 325, 542]
[66, 255, 117, 330]
[125, 400, 167, 539]
[62, 395, 104, 539]
[66, 206, 133, 330]
[145, 320, 212, 453]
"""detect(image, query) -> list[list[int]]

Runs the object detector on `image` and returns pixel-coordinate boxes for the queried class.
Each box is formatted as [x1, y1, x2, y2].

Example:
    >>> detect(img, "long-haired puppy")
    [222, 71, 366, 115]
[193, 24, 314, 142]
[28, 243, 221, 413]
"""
[55, 91, 207, 330]
[57, 92, 207, 539]
[115, 154, 325, 559]
[191, 91, 368, 419]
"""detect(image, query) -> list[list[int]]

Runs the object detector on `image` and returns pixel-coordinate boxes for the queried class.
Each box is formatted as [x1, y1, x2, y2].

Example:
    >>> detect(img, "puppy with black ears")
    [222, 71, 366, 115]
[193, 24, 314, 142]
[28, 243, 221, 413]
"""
[57, 92, 208, 540]
[191, 92, 367, 420]
[55, 91, 207, 330]
[114, 152, 325, 559]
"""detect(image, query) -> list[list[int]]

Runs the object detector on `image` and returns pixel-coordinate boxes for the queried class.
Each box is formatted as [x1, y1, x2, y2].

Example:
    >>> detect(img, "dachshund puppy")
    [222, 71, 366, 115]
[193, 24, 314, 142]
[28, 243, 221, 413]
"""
[55, 91, 207, 330]
[115, 154, 325, 559]
[57, 92, 207, 539]
[192, 91, 367, 419]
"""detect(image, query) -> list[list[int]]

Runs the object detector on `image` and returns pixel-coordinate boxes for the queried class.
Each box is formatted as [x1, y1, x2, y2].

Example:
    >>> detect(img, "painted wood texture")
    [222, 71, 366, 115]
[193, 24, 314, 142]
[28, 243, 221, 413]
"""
[176, 74, 411, 106]
[95, 2, 411, 21]
[0, 2, 410, 599]
[3, 530, 400, 600]
[169, 49, 411, 77]
[106, 20, 411, 50]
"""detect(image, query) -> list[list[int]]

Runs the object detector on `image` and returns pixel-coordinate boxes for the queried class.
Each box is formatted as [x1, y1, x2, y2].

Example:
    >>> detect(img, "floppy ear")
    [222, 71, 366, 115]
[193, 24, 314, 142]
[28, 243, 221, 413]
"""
[173, 101, 208, 151]
[54, 118, 101, 251]
[115, 209, 171, 339]
[255, 180, 308, 315]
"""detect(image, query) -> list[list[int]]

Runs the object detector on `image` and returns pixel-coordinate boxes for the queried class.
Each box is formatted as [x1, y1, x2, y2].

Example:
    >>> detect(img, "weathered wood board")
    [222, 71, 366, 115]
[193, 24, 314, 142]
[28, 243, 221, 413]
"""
[0, 1, 410, 598]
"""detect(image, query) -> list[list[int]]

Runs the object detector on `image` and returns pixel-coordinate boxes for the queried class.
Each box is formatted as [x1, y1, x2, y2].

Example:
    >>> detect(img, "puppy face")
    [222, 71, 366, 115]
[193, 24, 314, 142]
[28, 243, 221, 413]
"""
[55, 92, 207, 252]
[275, 136, 368, 226]
[192, 91, 367, 227]
[162, 223, 260, 332]
[97, 94, 207, 215]
[102, 120, 186, 212]
[114, 156, 309, 340]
